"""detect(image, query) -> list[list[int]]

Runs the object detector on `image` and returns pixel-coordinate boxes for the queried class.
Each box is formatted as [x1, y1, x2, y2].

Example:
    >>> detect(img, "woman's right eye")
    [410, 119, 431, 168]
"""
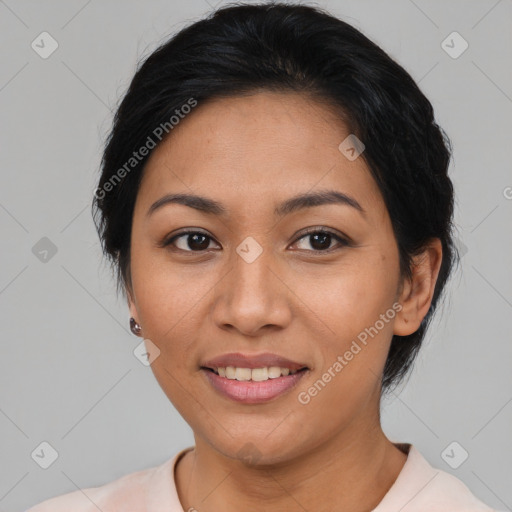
[164, 230, 220, 252]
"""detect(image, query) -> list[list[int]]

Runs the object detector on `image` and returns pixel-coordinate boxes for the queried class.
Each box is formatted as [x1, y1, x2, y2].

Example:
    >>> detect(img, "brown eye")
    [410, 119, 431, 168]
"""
[293, 229, 349, 252]
[164, 230, 220, 252]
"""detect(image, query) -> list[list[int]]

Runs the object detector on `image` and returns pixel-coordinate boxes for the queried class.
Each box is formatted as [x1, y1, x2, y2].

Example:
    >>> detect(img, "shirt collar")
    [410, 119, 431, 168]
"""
[146, 443, 437, 512]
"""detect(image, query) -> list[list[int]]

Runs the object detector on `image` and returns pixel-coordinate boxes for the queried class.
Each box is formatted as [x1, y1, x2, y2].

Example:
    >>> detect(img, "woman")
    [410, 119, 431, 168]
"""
[27, 2, 496, 511]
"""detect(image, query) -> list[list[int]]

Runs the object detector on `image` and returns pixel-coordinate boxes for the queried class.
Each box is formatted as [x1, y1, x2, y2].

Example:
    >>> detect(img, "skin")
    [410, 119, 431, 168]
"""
[127, 91, 443, 512]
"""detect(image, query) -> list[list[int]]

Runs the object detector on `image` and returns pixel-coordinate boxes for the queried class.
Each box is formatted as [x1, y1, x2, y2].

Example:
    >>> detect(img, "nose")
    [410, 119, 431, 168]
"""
[210, 245, 293, 337]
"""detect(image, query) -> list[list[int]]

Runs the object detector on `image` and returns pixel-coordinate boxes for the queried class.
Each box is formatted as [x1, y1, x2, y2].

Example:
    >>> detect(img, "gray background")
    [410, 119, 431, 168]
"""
[0, 0, 511, 510]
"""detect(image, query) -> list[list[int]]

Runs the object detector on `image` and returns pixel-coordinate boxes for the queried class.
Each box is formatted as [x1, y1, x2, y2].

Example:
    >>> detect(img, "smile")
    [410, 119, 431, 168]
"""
[200, 366, 309, 404]
[206, 366, 304, 380]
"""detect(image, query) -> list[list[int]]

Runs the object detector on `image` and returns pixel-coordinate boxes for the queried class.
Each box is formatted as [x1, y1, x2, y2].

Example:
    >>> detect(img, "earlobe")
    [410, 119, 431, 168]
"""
[127, 299, 143, 336]
[126, 287, 142, 335]
[393, 238, 443, 336]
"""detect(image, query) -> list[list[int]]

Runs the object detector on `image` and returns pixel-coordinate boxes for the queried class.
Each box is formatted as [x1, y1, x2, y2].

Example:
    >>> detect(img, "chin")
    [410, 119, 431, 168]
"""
[204, 432, 308, 467]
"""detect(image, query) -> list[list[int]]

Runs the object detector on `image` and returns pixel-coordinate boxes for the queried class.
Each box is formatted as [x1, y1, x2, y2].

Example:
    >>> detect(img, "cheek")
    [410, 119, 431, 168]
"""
[291, 254, 398, 395]
[294, 297, 395, 432]
[292, 252, 398, 336]
[129, 251, 206, 359]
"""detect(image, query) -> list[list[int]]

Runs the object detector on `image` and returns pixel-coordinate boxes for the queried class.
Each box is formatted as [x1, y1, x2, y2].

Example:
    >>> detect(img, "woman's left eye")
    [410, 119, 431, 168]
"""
[292, 229, 349, 252]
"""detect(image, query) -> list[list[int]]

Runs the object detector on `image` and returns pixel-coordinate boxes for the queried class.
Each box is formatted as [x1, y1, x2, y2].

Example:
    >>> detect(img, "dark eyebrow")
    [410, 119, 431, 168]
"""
[147, 189, 365, 218]
[147, 193, 225, 217]
[274, 189, 365, 217]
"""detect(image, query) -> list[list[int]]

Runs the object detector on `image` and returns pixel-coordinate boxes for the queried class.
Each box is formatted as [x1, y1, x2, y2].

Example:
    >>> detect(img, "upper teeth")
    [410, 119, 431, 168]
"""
[215, 366, 299, 381]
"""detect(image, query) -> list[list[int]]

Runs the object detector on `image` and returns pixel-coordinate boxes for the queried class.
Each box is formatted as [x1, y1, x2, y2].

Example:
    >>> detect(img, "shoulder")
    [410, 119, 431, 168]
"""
[418, 467, 495, 511]
[24, 459, 168, 512]
[379, 444, 496, 512]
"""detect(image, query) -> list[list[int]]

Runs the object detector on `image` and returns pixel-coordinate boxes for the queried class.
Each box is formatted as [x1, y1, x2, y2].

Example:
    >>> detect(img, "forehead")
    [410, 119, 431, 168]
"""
[137, 91, 383, 216]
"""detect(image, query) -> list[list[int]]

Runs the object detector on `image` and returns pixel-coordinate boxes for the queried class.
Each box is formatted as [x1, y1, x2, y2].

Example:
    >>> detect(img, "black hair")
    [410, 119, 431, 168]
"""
[92, 1, 458, 395]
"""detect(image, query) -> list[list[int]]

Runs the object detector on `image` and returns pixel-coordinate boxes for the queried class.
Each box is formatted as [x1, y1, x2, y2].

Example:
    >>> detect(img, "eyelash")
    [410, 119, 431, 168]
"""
[161, 227, 351, 254]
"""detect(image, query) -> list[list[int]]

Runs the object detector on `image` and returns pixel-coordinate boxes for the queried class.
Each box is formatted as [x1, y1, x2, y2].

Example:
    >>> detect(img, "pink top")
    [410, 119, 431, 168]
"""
[26, 443, 495, 512]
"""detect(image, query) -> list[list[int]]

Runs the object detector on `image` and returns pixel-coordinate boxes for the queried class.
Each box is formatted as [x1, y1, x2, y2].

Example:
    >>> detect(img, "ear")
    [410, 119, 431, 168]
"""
[126, 285, 139, 324]
[393, 238, 443, 336]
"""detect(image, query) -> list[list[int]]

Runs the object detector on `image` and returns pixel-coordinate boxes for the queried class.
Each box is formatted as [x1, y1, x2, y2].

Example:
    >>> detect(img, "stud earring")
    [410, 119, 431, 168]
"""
[130, 317, 142, 336]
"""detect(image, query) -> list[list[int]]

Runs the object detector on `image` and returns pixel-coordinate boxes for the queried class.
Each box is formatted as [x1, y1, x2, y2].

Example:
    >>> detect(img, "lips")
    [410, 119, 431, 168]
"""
[201, 352, 308, 372]
[199, 352, 310, 404]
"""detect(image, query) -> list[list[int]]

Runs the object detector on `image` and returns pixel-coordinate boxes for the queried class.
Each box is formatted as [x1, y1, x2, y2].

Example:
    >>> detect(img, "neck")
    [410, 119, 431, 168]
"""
[175, 415, 408, 512]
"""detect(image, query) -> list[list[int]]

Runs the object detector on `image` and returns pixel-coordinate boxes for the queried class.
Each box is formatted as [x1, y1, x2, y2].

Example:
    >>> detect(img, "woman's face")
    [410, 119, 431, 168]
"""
[128, 91, 407, 463]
